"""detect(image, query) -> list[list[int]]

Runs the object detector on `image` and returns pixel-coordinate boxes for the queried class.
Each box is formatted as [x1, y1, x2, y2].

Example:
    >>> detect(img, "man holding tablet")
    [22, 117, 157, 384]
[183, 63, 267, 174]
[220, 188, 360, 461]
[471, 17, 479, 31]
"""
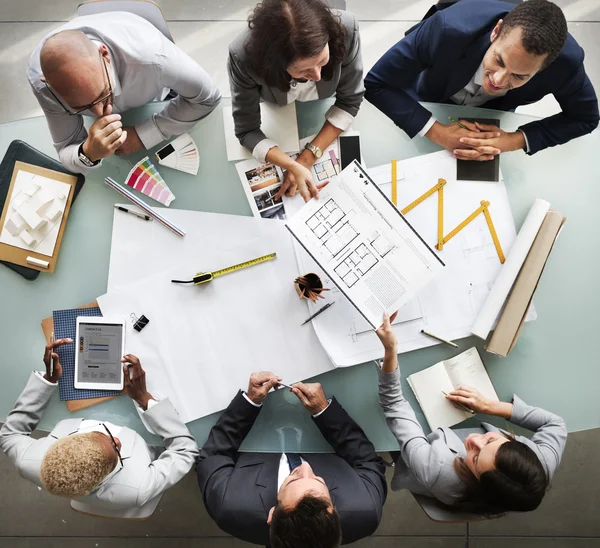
[0, 339, 198, 515]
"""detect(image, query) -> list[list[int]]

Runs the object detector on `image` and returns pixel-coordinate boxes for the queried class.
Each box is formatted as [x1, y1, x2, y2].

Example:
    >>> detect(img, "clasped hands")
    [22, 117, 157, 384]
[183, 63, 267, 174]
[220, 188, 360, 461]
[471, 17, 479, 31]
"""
[427, 120, 525, 161]
[246, 371, 329, 415]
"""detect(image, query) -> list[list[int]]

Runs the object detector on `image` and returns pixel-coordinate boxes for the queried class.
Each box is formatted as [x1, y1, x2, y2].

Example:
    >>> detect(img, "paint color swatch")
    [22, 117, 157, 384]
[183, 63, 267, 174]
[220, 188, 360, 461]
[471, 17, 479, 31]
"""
[125, 157, 175, 206]
[155, 133, 199, 176]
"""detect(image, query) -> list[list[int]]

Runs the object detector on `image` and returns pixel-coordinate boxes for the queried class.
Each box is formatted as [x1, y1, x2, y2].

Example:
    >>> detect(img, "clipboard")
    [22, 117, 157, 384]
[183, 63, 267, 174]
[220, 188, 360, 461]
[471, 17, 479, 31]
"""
[41, 301, 119, 412]
[0, 161, 78, 274]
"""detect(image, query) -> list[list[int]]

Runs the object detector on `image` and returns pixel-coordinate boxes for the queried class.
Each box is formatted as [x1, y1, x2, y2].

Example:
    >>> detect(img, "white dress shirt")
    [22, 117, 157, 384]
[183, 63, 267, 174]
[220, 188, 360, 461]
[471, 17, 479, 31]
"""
[252, 80, 355, 163]
[27, 12, 221, 174]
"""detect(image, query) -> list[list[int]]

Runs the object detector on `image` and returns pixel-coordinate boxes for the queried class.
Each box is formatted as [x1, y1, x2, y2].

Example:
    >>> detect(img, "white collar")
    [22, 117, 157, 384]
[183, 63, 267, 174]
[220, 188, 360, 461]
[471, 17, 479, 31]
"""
[474, 62, 485, 87]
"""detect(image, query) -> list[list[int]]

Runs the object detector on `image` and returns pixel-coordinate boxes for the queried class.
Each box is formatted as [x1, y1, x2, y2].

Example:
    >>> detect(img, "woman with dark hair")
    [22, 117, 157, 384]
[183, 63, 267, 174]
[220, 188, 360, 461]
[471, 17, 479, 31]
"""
[228, 0, 364, 202]
[374, 313, 567, 515]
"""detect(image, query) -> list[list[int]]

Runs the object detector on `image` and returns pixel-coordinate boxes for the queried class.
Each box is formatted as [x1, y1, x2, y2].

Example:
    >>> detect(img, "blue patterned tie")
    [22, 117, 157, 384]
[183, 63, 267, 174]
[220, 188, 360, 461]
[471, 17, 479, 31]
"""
[286, 452, 302, 472]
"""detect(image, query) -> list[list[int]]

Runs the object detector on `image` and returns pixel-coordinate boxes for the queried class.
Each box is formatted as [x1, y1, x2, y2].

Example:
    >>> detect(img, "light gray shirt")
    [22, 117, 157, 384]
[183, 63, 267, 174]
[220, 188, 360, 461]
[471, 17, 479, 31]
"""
[377, 365, 567, 507]
[0, 372, 199, 509]
[27, 12, 221, 174]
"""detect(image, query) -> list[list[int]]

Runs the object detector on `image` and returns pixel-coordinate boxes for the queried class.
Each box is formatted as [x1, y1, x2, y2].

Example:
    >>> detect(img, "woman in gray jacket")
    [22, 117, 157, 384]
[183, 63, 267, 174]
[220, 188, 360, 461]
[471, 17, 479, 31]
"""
[228, 0, 364, 202]
[375, 313, 567, 514]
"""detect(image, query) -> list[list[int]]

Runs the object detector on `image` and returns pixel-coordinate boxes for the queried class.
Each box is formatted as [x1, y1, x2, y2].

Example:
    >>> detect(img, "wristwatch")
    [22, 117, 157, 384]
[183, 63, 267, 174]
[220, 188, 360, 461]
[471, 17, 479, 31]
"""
[304, 142, 323, 159]
[78, 143, 100, 167]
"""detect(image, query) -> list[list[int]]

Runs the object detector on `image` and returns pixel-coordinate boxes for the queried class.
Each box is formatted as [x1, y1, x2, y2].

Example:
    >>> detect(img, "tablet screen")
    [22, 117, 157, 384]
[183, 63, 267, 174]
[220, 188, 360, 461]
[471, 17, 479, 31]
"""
[77, 322, 123, 384]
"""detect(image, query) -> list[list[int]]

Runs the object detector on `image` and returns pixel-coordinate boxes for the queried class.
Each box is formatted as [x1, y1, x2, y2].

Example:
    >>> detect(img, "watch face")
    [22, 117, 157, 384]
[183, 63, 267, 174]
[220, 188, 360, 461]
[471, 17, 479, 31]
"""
[315, 148, 323, 159]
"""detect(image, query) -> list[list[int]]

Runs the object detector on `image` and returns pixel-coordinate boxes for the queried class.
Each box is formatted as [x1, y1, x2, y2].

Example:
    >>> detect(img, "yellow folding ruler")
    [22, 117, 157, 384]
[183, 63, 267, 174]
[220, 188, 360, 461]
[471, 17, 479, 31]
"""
[436, 200, 505, 263]
[401, 178, 446, 250]
[171, 253, 277, 285]
[396, 170, 505, 263]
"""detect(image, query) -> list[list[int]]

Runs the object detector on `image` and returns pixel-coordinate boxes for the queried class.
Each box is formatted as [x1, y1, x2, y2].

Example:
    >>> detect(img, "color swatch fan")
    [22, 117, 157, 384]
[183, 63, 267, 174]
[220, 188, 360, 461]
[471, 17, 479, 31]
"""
[125, 157, 175, 206]
[155, 133, 199, 176]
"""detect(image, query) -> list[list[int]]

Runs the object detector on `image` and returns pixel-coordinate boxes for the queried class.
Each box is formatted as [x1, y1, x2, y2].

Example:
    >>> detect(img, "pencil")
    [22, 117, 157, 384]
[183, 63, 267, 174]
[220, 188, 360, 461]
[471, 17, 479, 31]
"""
[448, 116, 470, 131]
[441, 391, 475, 414]
[421, 329, 458, 348]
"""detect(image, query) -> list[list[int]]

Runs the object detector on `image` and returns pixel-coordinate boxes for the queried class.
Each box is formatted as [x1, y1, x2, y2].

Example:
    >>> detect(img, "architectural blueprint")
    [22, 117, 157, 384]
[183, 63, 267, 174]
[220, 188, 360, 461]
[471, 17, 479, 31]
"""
[290, 150, 528, 366]
[286, 161, 444, 330]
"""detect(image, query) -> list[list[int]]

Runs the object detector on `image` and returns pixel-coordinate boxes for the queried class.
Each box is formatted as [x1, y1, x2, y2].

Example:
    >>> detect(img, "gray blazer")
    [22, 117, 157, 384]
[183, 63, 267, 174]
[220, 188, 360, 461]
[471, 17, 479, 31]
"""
[227, 9, 364, 152]
[0, 372, 199, 509]
[377, 366, 568, 507]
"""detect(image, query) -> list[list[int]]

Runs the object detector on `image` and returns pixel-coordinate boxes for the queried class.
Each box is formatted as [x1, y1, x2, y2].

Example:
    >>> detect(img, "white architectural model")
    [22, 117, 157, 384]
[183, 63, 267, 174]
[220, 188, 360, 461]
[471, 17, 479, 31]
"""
[0, 170, 70, 257]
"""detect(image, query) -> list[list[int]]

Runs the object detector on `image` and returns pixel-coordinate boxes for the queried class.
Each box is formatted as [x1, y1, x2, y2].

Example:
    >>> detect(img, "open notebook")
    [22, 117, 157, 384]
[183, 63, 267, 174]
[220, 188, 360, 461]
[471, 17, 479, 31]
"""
[407, 347, 499, 430]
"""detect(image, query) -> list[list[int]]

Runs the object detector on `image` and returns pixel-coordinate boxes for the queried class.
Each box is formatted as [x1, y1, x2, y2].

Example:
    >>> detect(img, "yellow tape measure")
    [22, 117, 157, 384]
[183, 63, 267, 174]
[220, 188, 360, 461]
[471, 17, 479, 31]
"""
[401, 179, 446, 250]
[193, 253, 277, 284]
[171, 253, 277, 285]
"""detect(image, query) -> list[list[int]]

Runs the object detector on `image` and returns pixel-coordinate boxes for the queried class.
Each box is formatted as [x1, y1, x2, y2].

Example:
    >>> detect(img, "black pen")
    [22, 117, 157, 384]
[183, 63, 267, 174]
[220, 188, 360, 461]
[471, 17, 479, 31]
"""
[301, 302, 334, 326]
[114, 205, 153, 221]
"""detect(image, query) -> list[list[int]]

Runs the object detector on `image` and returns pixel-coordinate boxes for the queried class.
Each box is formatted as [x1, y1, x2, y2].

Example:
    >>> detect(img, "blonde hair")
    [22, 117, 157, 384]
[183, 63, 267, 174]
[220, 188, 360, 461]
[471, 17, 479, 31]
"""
[40, 432, 115, 497]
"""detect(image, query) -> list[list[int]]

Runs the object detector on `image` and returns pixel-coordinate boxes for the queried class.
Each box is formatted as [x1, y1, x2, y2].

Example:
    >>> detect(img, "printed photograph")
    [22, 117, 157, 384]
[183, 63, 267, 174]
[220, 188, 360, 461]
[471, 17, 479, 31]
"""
[244, 163, 282, 192]
[253, 187, 285, 219]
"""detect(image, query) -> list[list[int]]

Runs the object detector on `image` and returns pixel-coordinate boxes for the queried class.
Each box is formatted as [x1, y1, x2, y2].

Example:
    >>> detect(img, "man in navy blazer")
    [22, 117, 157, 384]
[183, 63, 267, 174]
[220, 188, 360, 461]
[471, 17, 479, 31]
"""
[365, 0, 599, 159]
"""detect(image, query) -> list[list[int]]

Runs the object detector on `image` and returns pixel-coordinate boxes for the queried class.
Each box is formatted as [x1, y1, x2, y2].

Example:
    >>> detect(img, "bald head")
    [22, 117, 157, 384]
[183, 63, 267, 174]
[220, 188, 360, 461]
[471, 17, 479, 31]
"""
[40, 30, 111, 112]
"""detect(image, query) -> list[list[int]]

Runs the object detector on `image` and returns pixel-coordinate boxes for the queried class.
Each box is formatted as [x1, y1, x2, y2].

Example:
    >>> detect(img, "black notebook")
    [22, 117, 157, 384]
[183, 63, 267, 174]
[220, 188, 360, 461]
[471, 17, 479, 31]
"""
[0, 140, 85, 280]
[456, 118, 500, 183]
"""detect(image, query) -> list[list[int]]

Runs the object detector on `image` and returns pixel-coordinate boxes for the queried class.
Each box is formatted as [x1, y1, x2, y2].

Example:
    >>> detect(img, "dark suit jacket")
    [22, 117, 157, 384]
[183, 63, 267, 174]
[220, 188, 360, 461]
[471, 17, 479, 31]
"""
[196, 391, 387, 546]
[364, 0, 599, 154]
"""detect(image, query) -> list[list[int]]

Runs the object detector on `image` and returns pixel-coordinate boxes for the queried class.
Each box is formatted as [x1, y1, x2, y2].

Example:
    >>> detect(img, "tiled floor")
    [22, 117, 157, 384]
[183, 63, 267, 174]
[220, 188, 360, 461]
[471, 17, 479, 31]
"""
[1, 0, 599, 546]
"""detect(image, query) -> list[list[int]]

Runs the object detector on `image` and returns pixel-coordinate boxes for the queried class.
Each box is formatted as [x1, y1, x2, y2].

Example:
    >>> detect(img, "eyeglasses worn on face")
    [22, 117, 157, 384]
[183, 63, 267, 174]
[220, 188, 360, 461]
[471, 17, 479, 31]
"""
[43, 51, 113, 115]
[102, 423, 124, 467]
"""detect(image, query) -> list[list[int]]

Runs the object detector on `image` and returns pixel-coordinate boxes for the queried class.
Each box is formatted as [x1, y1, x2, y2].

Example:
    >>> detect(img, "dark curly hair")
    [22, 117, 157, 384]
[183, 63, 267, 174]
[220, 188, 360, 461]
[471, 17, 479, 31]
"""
[499, 0, 568, 69]
[244, 0, 347, 92]
[270, 494, 342, 548]
[453, 439, 549, 515]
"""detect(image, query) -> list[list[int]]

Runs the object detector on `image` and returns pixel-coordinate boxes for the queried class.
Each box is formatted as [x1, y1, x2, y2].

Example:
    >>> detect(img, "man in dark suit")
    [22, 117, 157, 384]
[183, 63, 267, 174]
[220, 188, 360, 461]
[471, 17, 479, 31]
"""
[196, 372, 387, 547]
[364, 0, 599, 160]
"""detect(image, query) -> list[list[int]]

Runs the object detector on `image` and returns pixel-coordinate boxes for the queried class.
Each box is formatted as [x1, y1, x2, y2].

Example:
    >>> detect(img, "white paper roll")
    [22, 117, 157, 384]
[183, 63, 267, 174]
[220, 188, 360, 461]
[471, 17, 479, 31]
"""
[471, 198, 551, 340]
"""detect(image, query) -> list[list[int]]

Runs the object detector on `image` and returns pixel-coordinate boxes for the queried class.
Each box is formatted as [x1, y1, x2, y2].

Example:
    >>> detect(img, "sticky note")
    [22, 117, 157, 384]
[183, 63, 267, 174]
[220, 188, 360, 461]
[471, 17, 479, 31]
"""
[5, 212, 26, 236]
[19, 230, 38, 247]
[45, 200, 64, 222]
[17, 201, 45, 231]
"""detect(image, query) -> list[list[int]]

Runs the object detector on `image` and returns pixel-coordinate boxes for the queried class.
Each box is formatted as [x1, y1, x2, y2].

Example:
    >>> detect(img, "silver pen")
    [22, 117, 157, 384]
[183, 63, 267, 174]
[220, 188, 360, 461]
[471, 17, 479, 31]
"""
[50, 331, 55, 377]
[114, 205, 153, 221]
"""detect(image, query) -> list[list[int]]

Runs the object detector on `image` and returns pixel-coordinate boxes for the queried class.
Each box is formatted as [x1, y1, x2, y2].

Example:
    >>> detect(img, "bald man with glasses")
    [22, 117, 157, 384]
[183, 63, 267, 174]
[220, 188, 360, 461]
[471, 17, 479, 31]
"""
[0, 340, 198, 514]
[27, 12, 221, 173]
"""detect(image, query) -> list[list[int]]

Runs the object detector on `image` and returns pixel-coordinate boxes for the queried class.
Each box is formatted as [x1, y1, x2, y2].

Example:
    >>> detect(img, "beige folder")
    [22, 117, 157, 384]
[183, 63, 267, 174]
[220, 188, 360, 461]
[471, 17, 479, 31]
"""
[486, 210, 566, 357]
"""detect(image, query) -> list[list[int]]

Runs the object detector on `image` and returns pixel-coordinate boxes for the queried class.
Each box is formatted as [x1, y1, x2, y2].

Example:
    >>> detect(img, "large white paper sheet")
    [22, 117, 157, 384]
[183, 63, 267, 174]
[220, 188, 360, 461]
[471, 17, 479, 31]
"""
[223, 103, 300, 162]
[286, 161, 445, 330]
[104, 208, 334, 423]
[291, 151, 531, 366]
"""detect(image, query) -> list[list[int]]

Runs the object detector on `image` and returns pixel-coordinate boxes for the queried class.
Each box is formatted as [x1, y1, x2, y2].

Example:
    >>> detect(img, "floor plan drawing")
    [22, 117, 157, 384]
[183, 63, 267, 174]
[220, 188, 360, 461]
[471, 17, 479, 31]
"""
[335, 243, 379, 288]
[369, 231, 395, 258]
[306, 199, 359, 259]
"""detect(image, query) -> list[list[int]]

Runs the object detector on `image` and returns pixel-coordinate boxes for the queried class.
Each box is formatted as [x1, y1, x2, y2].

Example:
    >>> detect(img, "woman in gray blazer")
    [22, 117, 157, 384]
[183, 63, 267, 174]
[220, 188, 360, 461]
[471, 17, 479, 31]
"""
[375, 314, 567, 515]
[228, 0, 364, 202]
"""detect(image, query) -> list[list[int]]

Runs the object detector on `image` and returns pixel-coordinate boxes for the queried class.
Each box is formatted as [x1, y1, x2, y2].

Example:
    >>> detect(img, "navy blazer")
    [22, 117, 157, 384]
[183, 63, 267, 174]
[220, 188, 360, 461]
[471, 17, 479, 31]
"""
[364, 0, 599, 154]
